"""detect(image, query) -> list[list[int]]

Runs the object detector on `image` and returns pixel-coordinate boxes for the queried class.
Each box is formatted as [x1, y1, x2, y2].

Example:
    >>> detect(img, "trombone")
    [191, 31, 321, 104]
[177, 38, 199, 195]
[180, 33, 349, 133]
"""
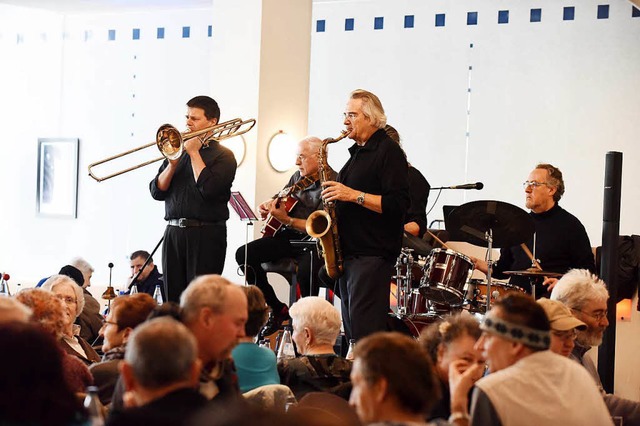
[88, 117, 256, 182]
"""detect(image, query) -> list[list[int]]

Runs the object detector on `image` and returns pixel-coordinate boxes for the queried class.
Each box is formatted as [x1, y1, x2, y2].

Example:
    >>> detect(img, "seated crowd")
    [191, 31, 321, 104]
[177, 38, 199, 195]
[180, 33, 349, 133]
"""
[1, 267, 639, 426]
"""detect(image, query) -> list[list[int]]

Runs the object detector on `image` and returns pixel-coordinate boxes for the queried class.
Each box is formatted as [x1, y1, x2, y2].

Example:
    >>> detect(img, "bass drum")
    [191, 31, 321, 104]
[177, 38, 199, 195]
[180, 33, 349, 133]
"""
[387, 312, 440, 339]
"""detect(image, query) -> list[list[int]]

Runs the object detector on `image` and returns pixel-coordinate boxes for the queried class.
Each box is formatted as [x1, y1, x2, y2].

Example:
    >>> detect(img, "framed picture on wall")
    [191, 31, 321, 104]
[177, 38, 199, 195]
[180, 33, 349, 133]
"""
[36, 138, 79, 218]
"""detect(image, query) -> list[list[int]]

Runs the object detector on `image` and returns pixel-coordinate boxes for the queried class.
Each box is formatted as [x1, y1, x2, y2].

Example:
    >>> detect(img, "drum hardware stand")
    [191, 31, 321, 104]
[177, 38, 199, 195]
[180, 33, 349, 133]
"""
[392, 248, 414, 317]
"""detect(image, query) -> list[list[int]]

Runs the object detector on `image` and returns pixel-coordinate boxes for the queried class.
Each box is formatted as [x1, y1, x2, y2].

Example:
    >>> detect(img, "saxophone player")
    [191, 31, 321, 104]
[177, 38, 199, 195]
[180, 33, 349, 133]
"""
[321, 89, 410, 342]
[235, 136, 336, 335]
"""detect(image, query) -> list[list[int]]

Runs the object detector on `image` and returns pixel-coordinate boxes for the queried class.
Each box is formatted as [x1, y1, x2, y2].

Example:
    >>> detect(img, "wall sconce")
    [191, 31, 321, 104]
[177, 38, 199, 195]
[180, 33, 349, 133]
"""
[220, 135, 246, 168]
[268, 130, 296, 172]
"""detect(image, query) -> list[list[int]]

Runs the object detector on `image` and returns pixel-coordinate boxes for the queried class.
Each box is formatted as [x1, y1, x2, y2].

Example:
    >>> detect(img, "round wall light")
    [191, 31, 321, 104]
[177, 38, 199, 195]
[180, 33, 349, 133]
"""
[267, 130, 296, 172]
[220, 134, 246, 167]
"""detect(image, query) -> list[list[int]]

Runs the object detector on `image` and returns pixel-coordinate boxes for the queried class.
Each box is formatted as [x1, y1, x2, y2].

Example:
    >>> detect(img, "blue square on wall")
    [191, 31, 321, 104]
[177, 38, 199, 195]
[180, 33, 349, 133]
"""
[182, 26, 190, 38]
[597, 5, 610, 19]
[530, 9, 542, 22]
[435, 13, 445, 27]
[108, 29, 116, 41]
[345, 18, 354, 31]
[467, 12, 478, 25]
[563, 7, 575, 21]
[316, 20, 325, 32]
[208, 25, 212, 37]
[404, 15, 414, 28]
[374, 17, 384, 30]
[498, 10, 509, 24]
[157, 27, 165, 39]
[132, 28, 140, 40]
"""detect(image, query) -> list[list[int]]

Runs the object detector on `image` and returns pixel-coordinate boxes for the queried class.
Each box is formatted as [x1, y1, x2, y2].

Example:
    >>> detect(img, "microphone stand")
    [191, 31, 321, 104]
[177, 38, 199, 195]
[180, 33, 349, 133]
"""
[129, 236, 164, 291]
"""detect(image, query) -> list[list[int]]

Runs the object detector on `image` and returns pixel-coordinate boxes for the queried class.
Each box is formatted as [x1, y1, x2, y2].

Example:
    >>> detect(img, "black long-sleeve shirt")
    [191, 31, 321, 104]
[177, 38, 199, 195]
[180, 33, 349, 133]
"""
[407, 166, 430, 238]
[494, 203, 595, 291]
[149, 141, 237, 222]
[335, 128, 410, 260]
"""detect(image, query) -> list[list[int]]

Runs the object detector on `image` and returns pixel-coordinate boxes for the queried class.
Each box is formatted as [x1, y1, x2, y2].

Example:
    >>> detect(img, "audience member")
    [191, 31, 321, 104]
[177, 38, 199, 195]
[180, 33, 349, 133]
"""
[69, 257, 105, 343]
[278, 296, 352, 399]
[551, 269, 640, 424]
[449, 292, 612, 426]
[232, 285, 280, 393]
[349, 331, 440, 425]
[537, 297, 586, 357]
[419, 314, 483, 421]
[16, 288, 94, 392]
[105, 317, 206, 426]
[180, 274, 247, 401]
[0, 296, 31, 323]
[129, 250, 164, 298]
[0, 322, 88, 426]
[42, 274, 101, 365]
[90, 293, 157, 405]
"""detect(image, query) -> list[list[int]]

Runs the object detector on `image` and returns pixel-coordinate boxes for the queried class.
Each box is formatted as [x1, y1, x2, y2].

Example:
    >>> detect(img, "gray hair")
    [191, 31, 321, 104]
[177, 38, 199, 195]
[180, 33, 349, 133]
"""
[180, 275, 231, 324]
[300, 136, 322, 154]
[350, 89, 387, 129]
[125, 317, 197, 389]
[289, 296, 341, 346]
[41, 274, 85, 318]
[69, 257, 94, 275]
[551, 269, 609, 310]
[0, 297, 32, 323]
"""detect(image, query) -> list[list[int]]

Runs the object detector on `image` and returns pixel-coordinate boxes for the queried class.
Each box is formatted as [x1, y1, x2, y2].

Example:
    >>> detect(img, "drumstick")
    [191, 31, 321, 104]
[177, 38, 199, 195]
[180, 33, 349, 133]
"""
[426, 230, 451, 250]
[520, 243, 542, 270]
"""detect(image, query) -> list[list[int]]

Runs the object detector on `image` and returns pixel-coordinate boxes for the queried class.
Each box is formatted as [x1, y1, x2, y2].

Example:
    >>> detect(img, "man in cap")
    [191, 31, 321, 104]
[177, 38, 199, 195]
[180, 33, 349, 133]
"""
[537, 297, 586, 357]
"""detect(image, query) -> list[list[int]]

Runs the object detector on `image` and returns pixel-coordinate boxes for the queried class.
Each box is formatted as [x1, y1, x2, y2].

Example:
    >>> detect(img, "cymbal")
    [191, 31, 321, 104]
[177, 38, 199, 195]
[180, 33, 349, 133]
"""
[402, 232, 433, 257]
[446, 200, 534, 248]
[503, 268, 563, 278]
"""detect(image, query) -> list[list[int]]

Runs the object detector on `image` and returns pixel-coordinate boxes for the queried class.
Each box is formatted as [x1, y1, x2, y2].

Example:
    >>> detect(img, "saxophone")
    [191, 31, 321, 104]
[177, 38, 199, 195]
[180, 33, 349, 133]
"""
[305, 130, 349, 279]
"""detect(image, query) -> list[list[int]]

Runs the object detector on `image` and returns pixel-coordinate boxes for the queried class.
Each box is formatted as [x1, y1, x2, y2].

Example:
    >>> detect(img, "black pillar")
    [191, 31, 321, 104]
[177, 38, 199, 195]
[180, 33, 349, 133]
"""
[598, 151, 622, 393]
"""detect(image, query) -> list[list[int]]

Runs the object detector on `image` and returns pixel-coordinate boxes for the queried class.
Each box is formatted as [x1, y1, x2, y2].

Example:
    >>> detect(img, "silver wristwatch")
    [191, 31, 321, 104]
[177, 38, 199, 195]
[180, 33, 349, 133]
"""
[356, 192, 366, 205]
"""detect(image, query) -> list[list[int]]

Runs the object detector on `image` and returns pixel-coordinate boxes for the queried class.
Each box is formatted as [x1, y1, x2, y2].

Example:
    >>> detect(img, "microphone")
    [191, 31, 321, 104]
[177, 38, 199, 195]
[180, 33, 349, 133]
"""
[448, 182, 484, 190]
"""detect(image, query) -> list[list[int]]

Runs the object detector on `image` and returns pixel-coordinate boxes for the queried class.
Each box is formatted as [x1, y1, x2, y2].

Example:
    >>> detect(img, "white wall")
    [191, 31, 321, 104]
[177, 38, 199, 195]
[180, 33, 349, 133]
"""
[0, 0, 639, 399]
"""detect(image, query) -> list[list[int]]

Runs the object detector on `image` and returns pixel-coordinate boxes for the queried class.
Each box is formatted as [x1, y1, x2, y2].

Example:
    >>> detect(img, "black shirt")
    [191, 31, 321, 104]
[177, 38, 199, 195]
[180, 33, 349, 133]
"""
[493, 203, 595, 292]
[336, 129, 410, 260]
[407, 166, 430, 238]
[149, 140, 237, 222]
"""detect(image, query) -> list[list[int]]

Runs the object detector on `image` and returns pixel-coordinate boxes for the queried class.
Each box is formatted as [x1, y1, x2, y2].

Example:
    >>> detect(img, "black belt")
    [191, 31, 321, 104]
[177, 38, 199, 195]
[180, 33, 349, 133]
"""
[167, 218, 223, 228]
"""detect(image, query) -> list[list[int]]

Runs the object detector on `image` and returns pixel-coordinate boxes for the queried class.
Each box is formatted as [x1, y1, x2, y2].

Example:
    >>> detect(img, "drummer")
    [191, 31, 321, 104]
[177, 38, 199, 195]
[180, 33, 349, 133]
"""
[471, 163, 595, 298]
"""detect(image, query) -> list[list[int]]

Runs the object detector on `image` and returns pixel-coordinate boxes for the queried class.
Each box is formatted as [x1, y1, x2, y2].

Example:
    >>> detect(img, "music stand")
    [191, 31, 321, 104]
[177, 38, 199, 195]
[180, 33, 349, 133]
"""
[229, 191, 259, 285]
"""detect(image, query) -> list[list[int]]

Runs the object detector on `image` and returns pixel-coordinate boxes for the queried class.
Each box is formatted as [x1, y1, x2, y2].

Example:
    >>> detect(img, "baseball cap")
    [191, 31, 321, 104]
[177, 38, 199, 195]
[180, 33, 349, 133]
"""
[537, 298, 586, 331]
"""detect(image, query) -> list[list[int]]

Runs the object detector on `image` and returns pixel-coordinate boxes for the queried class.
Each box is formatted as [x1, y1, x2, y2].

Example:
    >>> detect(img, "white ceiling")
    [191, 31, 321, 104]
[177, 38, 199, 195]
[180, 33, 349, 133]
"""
[0, 0, 213, 13]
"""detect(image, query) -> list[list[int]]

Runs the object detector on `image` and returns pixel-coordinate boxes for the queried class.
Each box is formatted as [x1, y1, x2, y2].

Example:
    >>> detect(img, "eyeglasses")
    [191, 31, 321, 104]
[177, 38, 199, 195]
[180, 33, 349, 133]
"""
[573, 308, 608, 321]
[101, 320, 119, 328]
[343, 112, 359, 120]
[551, 329, 578, 342]
[56, 295, 76, 305]
[522, 181, 549, 189]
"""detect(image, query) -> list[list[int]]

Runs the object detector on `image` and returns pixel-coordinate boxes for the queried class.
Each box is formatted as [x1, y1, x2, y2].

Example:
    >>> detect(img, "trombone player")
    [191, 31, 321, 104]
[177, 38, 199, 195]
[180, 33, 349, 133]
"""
[150, 95, 237, 302]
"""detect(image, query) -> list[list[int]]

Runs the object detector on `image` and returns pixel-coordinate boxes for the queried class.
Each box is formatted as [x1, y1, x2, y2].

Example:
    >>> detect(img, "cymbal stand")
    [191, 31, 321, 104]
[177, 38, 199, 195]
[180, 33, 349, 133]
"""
[485, 228, 494, 313]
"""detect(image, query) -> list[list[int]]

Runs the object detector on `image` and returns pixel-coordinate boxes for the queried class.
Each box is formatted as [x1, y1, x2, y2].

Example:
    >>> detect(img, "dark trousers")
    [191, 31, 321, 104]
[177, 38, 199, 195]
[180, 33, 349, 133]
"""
[162, 224, 227, 302]
[235, 232, 318, 310]
[338, 256, 393, 341]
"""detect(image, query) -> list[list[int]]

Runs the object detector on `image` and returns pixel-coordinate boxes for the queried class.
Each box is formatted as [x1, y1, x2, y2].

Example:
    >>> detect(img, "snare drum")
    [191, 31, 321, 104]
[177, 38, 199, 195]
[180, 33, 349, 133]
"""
[419, 248, 474, 306]
[464, 279, 525, 312]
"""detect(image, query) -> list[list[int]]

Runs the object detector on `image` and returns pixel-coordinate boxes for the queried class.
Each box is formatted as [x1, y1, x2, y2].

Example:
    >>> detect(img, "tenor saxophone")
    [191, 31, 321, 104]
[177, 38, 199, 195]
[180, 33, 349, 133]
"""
[305, 130, 349, 279]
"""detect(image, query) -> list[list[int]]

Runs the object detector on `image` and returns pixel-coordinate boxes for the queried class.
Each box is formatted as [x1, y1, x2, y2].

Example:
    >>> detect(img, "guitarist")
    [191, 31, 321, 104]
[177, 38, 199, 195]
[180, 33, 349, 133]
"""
[235, 136, 337, 335]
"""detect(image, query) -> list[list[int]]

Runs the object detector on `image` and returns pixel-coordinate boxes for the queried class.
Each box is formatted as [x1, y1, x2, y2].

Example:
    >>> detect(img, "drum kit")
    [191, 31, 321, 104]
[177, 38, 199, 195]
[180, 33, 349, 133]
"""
[390, 200, 562, 336]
